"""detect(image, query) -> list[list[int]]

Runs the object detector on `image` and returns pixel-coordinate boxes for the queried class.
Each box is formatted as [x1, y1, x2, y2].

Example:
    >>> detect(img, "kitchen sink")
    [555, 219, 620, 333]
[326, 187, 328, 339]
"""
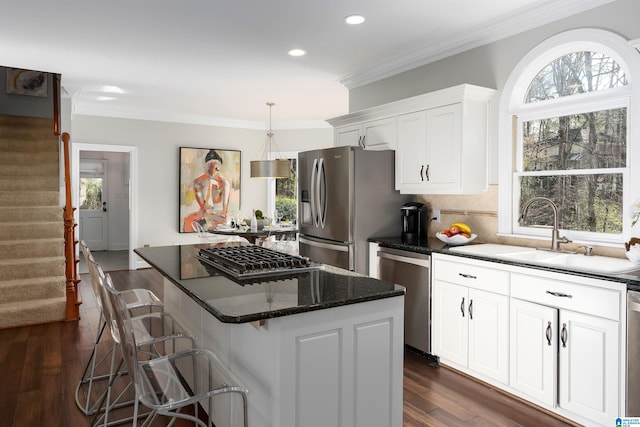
[449, 243, 640, 274]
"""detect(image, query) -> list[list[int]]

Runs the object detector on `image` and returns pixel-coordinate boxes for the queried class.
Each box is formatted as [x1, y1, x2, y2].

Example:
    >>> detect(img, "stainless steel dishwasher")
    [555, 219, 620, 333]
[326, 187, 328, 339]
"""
[377, 247, 431, 354]
[627, 290, 640, 416]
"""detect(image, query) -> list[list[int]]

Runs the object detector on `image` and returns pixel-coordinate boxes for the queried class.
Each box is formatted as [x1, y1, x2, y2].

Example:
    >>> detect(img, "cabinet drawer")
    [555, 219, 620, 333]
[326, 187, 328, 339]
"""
[511, 273, 621, 321]
[433, 257, 509, 295]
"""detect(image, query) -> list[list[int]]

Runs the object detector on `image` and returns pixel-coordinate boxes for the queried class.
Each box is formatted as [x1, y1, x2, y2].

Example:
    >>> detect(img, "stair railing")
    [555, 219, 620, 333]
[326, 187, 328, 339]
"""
[62, 132, 82, 320]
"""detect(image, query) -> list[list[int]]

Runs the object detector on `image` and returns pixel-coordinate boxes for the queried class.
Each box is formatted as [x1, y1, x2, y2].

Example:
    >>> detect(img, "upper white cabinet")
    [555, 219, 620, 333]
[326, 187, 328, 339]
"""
[396, 85, 495, 194]
[326, 84, 496, 194]
[335, 117, 397, 151]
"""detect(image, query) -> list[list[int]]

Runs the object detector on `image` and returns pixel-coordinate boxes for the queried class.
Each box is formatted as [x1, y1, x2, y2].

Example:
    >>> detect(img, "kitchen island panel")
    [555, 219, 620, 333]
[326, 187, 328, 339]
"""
[164, 277, 404, 427]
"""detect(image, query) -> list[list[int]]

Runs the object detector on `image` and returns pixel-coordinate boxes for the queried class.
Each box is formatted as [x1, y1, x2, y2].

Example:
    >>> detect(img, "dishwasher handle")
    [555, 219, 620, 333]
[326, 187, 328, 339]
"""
[377, 251, 431, 268]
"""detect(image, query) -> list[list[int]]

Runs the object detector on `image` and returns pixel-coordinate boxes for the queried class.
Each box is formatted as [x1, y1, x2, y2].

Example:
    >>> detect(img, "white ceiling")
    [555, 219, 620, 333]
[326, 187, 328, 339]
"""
[0, 0, 612, 128]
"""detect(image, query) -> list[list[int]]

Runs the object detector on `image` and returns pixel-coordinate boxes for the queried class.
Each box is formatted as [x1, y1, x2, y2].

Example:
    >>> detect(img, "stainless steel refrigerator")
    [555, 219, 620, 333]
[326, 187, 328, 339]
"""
[298, 146, 411, 274]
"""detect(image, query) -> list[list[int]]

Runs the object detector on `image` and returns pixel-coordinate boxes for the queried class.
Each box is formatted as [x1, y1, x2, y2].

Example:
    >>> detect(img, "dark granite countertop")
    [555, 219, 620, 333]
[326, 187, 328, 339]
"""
[134, 243, 405, 324]
[368, 236, 640, 291]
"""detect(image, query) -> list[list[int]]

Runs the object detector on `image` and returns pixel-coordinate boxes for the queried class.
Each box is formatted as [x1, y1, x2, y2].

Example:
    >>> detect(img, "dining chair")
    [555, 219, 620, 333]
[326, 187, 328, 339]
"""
[105, 272, 249, 427]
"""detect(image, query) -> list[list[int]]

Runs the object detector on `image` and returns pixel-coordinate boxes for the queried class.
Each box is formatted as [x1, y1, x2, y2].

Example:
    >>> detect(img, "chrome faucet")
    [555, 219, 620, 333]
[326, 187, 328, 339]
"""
[519, 197, 572, 252]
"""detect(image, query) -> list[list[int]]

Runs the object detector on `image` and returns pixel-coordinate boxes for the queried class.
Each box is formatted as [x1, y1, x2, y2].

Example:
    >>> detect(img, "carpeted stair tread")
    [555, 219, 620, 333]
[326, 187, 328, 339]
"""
[0, 163, 58, 178]
[0, 276, 66, 304]
[0, 191, 60, 206]
[0, 238, 64, 259]
[0, 177, 59, 192]
[0, 222, 63, 241]
[0, 256, 66, 281]
[0, 297, 66, 329]
[0, 206, 62, 222]
[0, 150, 59, 165]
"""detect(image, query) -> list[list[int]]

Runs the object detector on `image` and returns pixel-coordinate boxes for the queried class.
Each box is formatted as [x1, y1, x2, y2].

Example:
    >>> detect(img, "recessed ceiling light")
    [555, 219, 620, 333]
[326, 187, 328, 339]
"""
[288, 49, 306, 57]
[344, 15, 365, 25]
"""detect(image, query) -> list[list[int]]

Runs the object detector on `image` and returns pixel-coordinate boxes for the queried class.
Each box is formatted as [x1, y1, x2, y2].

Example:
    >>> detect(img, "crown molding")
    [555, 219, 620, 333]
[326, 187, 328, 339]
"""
[631, 39, 640, 51]
[71, 103, 331, 130]
[339, 0, 615, 89]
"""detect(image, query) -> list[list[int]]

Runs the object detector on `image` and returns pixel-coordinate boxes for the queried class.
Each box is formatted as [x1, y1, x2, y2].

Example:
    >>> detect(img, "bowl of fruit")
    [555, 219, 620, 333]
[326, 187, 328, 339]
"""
[436, 222, 477, 246]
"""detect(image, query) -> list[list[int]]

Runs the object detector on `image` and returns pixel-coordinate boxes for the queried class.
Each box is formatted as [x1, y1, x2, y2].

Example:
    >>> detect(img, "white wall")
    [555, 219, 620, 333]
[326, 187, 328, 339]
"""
[70, 114, 332, 248]
[348, 0, 640, 185]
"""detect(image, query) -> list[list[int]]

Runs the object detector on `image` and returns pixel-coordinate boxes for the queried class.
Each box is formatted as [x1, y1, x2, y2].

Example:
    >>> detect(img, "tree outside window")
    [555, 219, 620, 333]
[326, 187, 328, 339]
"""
[516, 51, 628, 237]
[275, 158, 297, 223]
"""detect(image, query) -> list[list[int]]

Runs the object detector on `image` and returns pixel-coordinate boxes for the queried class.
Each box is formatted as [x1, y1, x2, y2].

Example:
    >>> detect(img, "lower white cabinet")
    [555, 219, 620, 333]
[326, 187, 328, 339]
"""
[509, 298, 558, 406]
[432, 253, 625, 427]
[510, 298, 620, 426]
[558, 309, 619, 426]
[432, 256, 509, 384]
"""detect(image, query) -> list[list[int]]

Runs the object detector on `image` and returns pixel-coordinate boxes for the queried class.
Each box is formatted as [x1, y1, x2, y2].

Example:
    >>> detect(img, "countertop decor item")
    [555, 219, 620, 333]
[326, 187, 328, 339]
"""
[626, 238, 640, 264]
[435, 232, 477, 246]
[250, 102, 291, 178]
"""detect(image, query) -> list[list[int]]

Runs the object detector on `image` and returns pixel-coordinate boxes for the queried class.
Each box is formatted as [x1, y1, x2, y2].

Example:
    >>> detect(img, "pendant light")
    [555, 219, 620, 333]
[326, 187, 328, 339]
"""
[250, 102, 291, 178]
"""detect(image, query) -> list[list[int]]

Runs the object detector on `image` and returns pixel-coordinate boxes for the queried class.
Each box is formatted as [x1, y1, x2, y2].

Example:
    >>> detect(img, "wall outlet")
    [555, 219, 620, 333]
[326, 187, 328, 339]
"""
[432, 209, 441, 223]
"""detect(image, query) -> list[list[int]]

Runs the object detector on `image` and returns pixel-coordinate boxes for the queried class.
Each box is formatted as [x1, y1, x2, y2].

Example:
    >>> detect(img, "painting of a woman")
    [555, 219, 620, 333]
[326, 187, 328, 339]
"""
[180, 148, 240, 232]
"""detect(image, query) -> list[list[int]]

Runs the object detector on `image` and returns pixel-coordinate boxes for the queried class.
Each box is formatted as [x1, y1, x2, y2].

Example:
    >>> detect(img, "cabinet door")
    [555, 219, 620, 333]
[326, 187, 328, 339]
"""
[468, 288, 509, 384]
[362, 117, 396, 150]
[423, 103, 462, 191]
[335, 124, 362, 147]
[396, 110, 427, 190]
[559, 310, 619, 426]
[509, 298, 557, 406]
[432, 280, 468, 367]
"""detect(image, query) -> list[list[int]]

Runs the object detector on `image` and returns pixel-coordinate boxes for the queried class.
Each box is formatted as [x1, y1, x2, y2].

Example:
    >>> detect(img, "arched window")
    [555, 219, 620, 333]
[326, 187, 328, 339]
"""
[498, 29, 640, 245]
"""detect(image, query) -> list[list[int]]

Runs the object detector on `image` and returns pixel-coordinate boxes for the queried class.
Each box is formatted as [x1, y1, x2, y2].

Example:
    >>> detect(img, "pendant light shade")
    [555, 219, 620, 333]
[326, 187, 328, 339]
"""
[250, 102, 290, 178]
[250, 159, 291, 178]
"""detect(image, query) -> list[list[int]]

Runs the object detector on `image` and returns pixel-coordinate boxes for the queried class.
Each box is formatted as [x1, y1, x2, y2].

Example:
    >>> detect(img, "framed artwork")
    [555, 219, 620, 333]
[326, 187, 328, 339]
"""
[179, 147, 241, 233]
[5, 68, 48, 97]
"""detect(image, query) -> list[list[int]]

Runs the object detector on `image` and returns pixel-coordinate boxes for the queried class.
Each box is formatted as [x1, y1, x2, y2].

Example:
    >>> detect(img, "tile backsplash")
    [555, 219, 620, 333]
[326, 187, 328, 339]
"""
[417, 185, 626, 259]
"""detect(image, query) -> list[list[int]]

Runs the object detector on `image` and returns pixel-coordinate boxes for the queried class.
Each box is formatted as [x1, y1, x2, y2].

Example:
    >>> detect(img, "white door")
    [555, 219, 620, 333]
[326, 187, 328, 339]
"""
[396, 110, 427, 190]
[79, 159, 108, 250]
[509, 298, 558, 406]
[335, 124, 361, 147]
[559, 309, 619, 425]
[432, 280, 468, 367]
[424, 103, 461, 190]
[467, 288, 509, 383]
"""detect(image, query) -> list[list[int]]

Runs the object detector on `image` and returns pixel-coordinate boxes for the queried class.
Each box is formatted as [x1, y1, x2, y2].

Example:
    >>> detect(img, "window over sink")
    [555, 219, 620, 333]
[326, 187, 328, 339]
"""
[498, 29, 640, 245]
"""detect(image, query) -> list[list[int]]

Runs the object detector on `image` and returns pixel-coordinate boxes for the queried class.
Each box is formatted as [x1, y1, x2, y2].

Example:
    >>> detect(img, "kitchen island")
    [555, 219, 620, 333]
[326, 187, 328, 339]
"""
[134, 243, 405, 427]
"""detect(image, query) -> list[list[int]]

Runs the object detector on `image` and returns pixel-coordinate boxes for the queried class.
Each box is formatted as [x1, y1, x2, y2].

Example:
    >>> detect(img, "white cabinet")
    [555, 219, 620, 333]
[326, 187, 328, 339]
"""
[433, 253, 625, 427]
[504, 266, 622, 426]
[395, 85, 495, 194]
[510, 298, 558, 406]
[335, 117, 396, 151]
[432, 256, 509, 384]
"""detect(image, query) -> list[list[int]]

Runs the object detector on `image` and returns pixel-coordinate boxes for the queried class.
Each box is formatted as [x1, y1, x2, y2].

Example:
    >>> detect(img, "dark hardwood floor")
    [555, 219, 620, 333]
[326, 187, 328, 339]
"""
[0, 268, 575, 426]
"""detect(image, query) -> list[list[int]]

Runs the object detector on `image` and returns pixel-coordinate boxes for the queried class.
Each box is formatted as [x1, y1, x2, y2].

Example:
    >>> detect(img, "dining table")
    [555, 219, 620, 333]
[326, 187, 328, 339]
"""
[209, 224, 298, 245]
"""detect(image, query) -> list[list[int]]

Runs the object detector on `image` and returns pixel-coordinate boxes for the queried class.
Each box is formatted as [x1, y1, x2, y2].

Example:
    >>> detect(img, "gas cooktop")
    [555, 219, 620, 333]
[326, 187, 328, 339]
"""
[197, 245, 320, 279]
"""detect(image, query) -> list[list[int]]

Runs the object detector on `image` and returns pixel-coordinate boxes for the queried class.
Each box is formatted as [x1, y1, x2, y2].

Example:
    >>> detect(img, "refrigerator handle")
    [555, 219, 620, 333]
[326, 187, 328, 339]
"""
[310, 158, 318, 227]
[318, 157, 327, 229]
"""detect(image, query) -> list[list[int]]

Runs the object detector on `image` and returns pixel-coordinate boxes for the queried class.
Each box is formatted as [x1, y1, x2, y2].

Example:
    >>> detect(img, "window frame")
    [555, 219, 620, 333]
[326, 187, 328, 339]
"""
[266, 150, 298, 221]
[498, 28, 640, 246]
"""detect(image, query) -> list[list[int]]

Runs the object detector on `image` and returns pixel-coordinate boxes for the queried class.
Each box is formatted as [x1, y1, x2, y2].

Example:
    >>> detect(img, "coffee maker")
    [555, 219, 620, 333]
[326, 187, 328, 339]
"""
[401, 202, 428, 245]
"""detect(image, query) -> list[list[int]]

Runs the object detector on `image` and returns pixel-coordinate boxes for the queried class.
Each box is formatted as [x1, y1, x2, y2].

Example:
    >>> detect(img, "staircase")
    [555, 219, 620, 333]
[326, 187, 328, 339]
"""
[0, 114, 66, 328]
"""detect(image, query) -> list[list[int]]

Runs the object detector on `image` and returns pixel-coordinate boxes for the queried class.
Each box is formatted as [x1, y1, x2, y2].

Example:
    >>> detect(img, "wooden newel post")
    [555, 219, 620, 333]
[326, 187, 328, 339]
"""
[62, 132, 81, 321]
